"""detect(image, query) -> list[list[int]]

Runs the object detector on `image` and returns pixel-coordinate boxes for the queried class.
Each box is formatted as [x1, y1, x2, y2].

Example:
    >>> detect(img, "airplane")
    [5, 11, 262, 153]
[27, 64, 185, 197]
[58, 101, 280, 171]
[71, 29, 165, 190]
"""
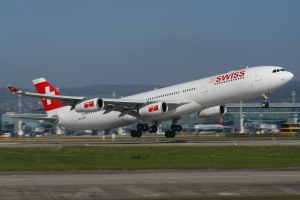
[194, 114, 226, 132]
[7, 66, 293, 138]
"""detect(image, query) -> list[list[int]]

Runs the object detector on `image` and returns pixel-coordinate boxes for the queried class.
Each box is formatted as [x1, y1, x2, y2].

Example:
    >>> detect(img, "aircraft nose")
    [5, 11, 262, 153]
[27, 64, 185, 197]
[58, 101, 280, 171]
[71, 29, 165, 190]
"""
[279, 71, 293, 83]
[286, 71, 294, 81]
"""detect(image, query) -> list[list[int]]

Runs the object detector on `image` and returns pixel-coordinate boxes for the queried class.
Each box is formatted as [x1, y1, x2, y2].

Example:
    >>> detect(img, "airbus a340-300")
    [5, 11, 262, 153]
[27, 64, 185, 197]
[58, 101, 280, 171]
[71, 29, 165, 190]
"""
[8, 66, 293, 138]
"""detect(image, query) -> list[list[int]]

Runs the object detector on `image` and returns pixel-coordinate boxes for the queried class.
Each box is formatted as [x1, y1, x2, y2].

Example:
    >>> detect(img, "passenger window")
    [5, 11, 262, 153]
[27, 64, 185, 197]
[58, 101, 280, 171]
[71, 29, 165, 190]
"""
[277, 69, 280, 72]
[272, 70, 276, 73]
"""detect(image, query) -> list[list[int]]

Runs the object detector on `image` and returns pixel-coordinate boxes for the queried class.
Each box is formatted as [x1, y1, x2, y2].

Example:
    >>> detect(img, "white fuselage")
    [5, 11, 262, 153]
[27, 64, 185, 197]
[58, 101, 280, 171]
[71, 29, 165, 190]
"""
[56, 66, 293, 130]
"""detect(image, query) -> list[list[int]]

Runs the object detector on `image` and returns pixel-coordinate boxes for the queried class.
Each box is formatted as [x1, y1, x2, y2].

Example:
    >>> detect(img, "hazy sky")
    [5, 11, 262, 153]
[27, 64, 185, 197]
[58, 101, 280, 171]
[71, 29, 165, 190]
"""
[1, 0, 300, 88]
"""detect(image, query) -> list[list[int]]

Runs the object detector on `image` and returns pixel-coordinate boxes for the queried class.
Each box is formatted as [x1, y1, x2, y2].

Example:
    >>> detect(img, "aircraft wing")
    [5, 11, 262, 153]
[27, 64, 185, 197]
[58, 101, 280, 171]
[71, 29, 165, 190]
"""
[101, 98, 191, 116]
[8, 85, 191, 115]
[101, 98, 190, 108]
[8, 85, 84, 105]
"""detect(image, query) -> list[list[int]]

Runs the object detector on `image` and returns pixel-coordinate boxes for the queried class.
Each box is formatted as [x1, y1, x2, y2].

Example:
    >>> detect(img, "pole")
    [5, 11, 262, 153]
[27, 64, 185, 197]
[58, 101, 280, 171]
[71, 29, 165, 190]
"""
[240, 101, 244, 133]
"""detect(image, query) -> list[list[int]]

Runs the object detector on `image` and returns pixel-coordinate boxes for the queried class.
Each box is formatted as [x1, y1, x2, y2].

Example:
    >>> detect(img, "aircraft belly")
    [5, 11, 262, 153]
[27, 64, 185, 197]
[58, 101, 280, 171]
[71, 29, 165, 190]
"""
[58, 111, 137, 130]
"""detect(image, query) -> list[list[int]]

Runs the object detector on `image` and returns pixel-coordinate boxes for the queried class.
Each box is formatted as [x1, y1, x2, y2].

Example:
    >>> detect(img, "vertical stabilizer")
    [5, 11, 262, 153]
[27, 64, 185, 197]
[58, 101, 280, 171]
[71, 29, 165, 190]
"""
[33, 78, 67, 116]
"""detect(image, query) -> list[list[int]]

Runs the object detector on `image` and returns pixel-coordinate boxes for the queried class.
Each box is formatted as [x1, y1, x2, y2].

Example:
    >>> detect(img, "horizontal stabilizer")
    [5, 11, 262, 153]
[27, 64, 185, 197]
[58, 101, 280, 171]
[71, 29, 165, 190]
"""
[9, 115, 59, 124]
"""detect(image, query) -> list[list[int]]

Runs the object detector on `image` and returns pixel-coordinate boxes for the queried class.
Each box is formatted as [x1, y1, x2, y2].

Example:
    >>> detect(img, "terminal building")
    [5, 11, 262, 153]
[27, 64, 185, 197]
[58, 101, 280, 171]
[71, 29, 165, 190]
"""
[1, 103, 300, 136]
[1, 112, 56, 136]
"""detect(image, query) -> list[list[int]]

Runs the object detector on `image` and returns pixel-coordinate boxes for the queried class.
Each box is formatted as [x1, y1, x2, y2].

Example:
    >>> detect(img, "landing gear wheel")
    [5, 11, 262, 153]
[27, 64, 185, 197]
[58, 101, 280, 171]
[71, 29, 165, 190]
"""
[136, 131, 142, 137]
[131, 130, 137, 137]
[261, 101, 269, 108]
[176, 125, 182, 132]
[165, 131, 176, 138]
[170, 131, 176, 138]
[149, 126, 158, 133]
[170, 125, 182, 132]
[137, 124, 144, 131]
[165, 131, 170, 138]
[142, 124, 148, 132]
[170, 125, 177, 132]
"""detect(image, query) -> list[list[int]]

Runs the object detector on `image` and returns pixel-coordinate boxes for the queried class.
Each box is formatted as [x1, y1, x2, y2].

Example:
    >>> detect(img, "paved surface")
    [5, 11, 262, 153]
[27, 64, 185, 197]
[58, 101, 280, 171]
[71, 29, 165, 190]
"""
[0, 170, 300, 199]
[0, 139, 300, 148]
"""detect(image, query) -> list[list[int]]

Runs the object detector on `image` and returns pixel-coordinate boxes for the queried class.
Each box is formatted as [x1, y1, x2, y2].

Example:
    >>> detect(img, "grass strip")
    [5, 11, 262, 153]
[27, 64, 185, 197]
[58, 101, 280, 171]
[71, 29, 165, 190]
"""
[0, 146, 300, 171]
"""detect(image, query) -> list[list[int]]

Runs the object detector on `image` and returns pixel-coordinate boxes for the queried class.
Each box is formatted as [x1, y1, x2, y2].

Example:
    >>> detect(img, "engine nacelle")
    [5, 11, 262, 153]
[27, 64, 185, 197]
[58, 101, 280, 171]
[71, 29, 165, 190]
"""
[75, 98, 104, 112]
[198, 105, 227, 118]
[139, 102, 168, 117]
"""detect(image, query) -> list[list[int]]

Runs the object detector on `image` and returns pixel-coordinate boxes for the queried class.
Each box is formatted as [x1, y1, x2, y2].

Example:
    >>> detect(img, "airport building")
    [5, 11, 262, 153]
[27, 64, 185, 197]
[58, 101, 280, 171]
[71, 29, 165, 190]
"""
[1, 112, 55, 136]
[225, 102, 300, 125]
[175, 102, 300, 133]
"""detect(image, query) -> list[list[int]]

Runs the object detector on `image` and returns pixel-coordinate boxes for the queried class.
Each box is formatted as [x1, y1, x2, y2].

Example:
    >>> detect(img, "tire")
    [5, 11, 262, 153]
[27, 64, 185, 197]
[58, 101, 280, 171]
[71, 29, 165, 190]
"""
[137, 131, 142, 137]
[149, 126, 157, 133]
[142, 124, 148, 132]
[176, 125, 182, 132]
[148, 126, 153, 133]
[137, 124, 143, 131]
[170, 125, 177, 131]
[131, 130, 136, 137]
[170, 131, 176, 138]
[165, 131, 169, 138]
[261, 102, 269, 108]
[165, 131, 176, 138]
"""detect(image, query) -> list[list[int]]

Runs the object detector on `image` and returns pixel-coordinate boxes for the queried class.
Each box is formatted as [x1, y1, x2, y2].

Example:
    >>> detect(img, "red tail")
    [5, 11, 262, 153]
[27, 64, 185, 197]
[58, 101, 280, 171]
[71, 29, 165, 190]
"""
[33, 78, 66, 112]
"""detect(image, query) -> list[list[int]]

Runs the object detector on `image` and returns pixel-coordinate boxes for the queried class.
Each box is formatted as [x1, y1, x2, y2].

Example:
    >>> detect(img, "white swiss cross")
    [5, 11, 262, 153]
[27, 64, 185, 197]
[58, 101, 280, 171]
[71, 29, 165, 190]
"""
[45, 86, 55, 105]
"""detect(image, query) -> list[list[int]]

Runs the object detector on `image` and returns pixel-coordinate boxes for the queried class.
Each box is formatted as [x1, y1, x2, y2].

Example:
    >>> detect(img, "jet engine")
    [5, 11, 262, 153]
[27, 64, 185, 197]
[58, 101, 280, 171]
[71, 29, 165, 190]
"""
[139, 102, 168, 117]
[198, 105, 227, 118]
[75, 98, 104, 112]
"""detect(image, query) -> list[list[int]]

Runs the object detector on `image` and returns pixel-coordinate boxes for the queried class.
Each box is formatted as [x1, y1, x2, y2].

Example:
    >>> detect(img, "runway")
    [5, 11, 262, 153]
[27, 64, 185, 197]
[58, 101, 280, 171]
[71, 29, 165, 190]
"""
[0, 139, 300, 148]
[0, 170, 300, 199]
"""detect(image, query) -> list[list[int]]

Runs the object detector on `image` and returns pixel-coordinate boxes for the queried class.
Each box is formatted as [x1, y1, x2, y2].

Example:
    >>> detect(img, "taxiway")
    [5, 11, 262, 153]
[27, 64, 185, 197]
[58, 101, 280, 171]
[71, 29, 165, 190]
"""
[0, 170, 300, 199]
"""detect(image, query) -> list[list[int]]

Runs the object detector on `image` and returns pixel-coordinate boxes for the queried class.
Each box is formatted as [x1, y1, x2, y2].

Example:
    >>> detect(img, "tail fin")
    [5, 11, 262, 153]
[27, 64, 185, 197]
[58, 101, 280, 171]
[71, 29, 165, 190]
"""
[33, 78, 66, 116]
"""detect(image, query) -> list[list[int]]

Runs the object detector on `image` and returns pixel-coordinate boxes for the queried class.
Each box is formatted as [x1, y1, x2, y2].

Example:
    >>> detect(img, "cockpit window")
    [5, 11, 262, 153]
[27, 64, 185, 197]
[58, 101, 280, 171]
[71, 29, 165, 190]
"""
[273, 68, 286, 73]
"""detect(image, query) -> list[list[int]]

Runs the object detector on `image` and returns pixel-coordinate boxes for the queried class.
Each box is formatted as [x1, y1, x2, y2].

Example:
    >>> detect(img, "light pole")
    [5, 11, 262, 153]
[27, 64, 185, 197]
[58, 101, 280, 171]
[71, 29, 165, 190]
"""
[240, 101, 244, 133]
[292, 91, 296, 103]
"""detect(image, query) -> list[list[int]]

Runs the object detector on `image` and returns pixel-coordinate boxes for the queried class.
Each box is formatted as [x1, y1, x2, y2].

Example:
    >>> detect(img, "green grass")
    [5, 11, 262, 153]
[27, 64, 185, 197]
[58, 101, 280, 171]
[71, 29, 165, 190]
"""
[0, 146, 300, 171]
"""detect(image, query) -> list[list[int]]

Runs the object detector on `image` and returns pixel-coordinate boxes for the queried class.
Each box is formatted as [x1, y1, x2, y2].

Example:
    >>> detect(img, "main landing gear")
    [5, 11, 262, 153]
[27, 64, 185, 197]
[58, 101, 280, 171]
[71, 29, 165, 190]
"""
[148, 121, 158, 133]
[130, 122, 158, 137]
[261, 93, 270, 108]
[131, 120, 183, 138]
[165, 119, 182, 138]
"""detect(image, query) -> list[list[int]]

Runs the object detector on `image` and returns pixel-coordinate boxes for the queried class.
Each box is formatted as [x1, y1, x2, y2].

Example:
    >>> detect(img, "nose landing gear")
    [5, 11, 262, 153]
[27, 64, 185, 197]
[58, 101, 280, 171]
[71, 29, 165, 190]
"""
[261, 93, 270, 108]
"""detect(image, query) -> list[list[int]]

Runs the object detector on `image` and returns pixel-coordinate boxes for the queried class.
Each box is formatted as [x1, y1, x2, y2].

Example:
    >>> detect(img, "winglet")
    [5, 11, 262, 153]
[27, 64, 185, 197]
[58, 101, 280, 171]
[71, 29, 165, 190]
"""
[7, 85, 21, 93]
